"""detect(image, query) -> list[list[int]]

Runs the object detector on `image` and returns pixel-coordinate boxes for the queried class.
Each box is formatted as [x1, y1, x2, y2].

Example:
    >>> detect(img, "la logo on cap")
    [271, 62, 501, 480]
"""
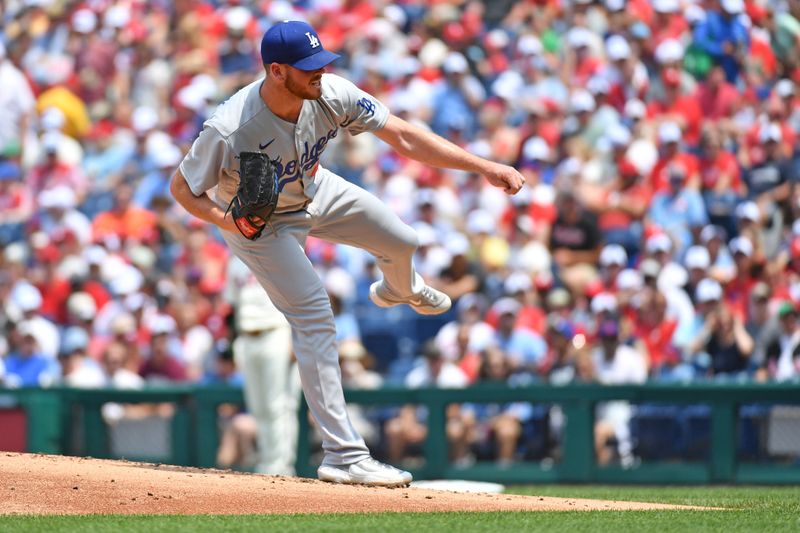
[260, 20, 340, 71]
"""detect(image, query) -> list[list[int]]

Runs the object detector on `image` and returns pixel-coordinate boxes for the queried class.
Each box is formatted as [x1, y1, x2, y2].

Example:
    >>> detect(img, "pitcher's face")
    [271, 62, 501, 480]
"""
[284, 65, 325, 100]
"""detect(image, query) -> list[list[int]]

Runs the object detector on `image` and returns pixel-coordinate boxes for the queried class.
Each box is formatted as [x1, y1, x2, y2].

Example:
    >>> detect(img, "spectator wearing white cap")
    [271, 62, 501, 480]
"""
[60, 327, 106, 388]
[217, 6, 259, 94]
[569, 89, 608, 147]
[436, 232, 482, 301]
[37, 185, 93, 245]
[688, 282, 753, 380]
[139, 314, 188, 383]
[648, 160, 708, 257]
[600, 33, 650, 109]
[743, 123, 793, 250]
[133, 142, 183, 209]
[692, 0, 750, 83]
[684, 245, 712, 302]
[650, 122, 701, 192]
[683, 277, 724, 361]
[38, 107, 84, 167]
[7, 282, 61, 360]
[582, 157, 650, 258]
[431, 52, 485, 139]
[27, 130, 89, 200]
[724, 236, 761, 318]
[598, 244, 627, 290]
[3, 321, 61, 388]
[518, 136, 555, 185]
[491, 297, 546, 373]
[92, 261, 145, 337]
[734, 201, 766, 260]
[698, 225, 733, 282]
[434, 293, 495, 363]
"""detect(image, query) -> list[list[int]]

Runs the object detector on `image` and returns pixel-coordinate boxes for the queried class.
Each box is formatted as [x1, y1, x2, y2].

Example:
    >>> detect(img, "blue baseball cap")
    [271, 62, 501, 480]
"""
[260, 21, 339, 71]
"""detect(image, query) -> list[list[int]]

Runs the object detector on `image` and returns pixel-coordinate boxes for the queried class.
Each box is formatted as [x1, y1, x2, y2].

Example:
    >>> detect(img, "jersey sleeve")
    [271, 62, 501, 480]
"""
[179, 126, 230, 196]
[322, 74, 390, 135]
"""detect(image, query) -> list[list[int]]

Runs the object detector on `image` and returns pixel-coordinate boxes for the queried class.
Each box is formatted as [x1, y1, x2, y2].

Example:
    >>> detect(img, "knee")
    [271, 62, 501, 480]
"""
[389, 225, 418, 257]
[495, 418, 521, 439]
[385, 418, 403, 439]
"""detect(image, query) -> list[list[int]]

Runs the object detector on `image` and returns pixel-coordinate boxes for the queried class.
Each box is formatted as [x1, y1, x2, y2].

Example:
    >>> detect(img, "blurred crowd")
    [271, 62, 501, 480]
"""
[1, 0, 800, 413]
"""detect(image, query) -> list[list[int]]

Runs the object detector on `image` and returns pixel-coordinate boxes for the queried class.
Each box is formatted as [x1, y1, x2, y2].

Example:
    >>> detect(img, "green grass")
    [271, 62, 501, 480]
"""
[1, 486, 798, 532]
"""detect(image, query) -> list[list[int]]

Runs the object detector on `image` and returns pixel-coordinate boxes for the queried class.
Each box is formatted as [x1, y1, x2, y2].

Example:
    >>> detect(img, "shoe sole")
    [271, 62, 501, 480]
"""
[369, 284, 451, 316]
[318, 465, 412, 488]
[318, 477, 411, 488]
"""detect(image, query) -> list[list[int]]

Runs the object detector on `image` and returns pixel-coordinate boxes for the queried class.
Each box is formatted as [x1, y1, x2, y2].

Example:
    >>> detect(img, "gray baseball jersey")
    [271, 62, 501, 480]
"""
[180, 73, 389, 213]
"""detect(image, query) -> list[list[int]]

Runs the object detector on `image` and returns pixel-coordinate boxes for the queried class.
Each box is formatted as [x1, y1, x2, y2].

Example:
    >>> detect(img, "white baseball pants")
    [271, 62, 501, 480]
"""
[233, 326, 298, 475]
[222, 168, 421, 466]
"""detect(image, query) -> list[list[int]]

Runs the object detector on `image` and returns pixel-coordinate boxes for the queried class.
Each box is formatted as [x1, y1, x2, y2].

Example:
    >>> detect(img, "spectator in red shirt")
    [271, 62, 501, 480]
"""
[649, 122, 701, 192]
[696, 66, 741, 122]
[27, 132, 89, 199]
[586, 159, 652, 257]
[632, 287, 683, 380]
[725, 237, 760, 321]
[648, 67, 703, 146]
[650, 0, 689, 47]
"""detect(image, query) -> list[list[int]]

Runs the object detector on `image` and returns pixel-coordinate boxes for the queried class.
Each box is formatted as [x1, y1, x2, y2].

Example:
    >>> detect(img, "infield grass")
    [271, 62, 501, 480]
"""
[2, 486, 798, 532]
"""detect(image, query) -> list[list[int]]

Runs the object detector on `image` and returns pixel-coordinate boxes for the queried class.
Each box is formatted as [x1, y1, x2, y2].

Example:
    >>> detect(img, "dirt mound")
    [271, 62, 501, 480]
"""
[0, 453, 692, 514]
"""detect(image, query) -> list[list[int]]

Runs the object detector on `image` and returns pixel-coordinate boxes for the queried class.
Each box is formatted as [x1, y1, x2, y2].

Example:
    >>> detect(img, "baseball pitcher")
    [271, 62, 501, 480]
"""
[171, 20, 524, 487]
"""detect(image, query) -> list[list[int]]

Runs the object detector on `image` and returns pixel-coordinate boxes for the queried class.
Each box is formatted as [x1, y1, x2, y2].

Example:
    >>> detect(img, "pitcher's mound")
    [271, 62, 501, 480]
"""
[0, 453, 693, 514]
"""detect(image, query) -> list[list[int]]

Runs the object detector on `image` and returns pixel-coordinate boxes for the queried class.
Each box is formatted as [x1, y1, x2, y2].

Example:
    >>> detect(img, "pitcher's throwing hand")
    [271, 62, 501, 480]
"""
[484, 163, 526, 195]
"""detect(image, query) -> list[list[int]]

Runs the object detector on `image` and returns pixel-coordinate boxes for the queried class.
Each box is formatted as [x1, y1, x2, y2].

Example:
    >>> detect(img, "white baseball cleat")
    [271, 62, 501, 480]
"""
[317, 457, 413, 487]
[369, 281, 451, 316]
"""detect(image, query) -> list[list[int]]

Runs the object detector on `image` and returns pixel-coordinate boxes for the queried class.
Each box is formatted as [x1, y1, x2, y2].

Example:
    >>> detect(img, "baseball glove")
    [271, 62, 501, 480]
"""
[226, 151, 280, 240]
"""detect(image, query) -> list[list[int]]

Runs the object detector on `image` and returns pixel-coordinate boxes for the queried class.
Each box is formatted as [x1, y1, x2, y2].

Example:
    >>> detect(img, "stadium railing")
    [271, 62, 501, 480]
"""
[1, 384, 799, 484]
